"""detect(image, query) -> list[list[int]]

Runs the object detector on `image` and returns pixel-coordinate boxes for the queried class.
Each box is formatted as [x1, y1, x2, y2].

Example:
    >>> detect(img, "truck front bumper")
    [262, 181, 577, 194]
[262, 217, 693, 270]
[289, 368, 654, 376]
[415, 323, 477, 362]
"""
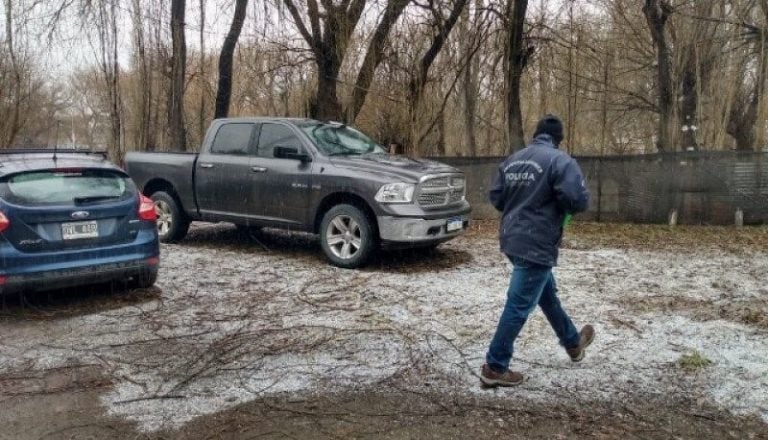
[377, 214, 470, 248]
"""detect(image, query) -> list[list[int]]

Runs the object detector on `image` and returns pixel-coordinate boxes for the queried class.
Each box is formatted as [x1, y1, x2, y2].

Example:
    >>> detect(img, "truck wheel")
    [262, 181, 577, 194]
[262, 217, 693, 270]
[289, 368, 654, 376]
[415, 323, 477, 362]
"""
[151, 191, 190, 243]
[320, 204, 376, 269]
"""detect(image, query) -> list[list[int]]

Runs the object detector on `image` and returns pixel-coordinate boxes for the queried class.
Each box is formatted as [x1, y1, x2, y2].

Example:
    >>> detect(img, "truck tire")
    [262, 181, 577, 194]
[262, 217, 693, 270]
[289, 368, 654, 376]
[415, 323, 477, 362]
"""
[320, 204, 376, 269]
[150, 191, 190, 243]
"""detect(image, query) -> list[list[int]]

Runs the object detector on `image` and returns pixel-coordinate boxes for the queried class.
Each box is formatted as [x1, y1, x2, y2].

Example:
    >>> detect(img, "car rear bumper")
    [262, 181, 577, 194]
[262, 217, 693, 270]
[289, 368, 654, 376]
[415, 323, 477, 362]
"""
[377, 214, 470, 248]
[0, 259, 158, 294]
[0, 229, 159, 294]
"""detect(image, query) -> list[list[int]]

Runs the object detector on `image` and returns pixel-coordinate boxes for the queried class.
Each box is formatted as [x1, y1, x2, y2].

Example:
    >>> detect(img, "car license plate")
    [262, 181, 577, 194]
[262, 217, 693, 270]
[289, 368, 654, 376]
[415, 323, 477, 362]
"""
[446, 217, 464, 232]
[62, 221, 99, 240]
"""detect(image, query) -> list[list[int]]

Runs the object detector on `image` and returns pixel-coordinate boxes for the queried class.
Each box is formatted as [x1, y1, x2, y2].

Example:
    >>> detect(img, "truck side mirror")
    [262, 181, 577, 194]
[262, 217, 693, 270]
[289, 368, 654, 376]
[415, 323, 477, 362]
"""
[274, 146, 311, 162]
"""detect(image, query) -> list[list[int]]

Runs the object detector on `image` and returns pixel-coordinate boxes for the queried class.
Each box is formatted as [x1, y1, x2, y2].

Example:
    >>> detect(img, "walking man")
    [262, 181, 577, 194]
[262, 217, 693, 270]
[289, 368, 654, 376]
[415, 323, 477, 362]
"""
[480, 114, 594, 387]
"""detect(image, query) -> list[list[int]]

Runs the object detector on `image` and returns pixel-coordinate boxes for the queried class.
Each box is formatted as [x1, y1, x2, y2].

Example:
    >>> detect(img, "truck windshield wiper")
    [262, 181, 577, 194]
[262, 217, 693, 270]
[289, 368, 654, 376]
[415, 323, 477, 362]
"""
[74, 195, 121, 204]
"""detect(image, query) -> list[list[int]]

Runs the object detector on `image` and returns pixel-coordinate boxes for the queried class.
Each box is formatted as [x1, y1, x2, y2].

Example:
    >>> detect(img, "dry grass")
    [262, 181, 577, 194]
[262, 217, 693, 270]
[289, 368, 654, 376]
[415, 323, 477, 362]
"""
[678, 350, 714, 371]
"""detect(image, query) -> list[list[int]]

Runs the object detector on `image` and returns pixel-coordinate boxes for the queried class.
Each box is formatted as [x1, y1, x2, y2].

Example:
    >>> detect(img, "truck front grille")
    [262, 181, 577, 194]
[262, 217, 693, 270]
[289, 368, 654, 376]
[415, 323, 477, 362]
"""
[417, 174, 466, 208]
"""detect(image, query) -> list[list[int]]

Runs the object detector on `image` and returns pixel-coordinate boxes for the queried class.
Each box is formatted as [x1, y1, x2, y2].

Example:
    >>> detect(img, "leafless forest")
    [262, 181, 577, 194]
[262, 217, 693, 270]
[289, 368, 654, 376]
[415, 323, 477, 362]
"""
[2, 0, 768, 160]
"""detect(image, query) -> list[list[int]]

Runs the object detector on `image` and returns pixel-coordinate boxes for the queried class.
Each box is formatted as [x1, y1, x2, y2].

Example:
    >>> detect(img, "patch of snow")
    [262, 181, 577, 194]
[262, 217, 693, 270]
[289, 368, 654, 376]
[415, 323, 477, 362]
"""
[1, 225, 766, 432]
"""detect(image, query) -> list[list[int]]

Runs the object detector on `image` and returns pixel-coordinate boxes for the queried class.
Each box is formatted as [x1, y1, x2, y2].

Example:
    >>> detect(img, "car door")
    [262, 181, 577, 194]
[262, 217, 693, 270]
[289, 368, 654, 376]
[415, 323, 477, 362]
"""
[251, 123, 313, 226]
[195, 122, 258, 218]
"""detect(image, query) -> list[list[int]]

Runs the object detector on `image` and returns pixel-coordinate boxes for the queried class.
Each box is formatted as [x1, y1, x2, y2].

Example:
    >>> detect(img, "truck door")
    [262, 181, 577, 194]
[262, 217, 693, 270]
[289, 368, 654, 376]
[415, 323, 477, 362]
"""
[251, 123, 313, 226]
[195, 122, 258, 218]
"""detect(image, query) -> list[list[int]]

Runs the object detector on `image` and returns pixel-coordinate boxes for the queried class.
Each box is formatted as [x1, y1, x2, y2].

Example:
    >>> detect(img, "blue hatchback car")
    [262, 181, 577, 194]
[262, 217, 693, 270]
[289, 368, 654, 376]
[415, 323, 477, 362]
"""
[0, 150, 160, 295]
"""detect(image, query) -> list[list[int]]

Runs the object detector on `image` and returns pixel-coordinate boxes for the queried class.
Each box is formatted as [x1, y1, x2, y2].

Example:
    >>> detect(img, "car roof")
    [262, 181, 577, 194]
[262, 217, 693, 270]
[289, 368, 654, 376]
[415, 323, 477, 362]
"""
[0, 150, 123, 178]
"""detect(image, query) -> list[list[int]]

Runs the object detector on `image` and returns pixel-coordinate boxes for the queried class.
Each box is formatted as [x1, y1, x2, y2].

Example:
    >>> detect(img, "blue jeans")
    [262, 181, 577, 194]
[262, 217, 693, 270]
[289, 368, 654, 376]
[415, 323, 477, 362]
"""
[486, 256, 580, 372]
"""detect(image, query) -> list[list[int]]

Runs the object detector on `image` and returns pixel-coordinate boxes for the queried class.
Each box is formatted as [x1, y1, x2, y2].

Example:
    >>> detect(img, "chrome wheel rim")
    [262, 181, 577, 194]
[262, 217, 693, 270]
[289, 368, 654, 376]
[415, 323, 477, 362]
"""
[326, 215, 362, 260]
[154, 200, 173, 237]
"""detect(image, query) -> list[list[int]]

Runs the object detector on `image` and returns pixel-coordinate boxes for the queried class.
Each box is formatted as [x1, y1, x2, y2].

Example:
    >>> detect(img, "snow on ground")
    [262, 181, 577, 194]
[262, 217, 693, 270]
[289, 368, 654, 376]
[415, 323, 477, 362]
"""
[1, 224, 766, 432]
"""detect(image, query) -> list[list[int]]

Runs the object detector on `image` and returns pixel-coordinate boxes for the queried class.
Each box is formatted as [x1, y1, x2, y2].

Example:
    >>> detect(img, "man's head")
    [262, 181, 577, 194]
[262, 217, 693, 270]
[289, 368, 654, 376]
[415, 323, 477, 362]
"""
[533, 114, 564, 146]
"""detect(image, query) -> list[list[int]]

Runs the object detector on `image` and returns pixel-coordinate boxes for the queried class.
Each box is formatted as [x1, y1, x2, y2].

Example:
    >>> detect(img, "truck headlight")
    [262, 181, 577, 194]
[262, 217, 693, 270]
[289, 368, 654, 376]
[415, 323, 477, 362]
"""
[375, 183, 415, 204]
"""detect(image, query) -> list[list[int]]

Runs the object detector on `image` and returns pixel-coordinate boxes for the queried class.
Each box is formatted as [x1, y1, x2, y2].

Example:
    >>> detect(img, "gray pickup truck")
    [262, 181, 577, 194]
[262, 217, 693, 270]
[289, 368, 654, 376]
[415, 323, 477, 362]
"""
[125, 118, 470, 268]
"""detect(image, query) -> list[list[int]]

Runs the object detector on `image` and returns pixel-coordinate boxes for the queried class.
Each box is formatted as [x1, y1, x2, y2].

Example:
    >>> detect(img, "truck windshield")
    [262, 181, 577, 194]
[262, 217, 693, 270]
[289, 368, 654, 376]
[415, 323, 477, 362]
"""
[300, 122, 386, 156]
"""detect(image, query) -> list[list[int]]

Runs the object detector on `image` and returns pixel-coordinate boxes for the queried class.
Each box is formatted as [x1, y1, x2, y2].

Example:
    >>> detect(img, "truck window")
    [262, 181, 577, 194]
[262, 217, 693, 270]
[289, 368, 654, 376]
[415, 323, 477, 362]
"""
[257, 124, 303, 158]
[211, 123, 255, 155]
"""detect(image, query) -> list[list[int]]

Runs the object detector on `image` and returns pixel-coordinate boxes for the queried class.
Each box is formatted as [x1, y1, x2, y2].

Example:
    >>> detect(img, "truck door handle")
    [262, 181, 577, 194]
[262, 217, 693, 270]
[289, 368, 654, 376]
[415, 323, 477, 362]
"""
[251, 166, 268, 173]
[200, 163, 214, 169]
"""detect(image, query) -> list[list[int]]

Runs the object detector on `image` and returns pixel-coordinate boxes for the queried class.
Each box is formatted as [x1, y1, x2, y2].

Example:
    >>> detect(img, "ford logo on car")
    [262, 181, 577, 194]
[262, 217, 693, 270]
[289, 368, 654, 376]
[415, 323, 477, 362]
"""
[71, 211, 90, 219]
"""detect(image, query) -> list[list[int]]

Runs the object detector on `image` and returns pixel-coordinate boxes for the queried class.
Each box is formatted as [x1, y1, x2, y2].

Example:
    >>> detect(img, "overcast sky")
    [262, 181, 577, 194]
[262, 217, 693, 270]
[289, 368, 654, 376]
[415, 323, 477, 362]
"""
[1, 0, 586, 79]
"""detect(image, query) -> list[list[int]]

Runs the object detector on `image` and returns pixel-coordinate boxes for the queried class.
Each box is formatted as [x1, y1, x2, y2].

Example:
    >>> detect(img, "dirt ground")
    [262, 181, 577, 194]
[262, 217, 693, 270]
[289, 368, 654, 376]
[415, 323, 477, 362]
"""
[1, 222, 767, 439]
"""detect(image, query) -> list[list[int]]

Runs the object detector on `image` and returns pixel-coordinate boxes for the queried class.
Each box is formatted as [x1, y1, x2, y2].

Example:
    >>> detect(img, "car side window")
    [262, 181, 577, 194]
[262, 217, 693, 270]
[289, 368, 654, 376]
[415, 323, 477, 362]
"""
[257, 123, 303, 158]
[210, 123, 255, 155]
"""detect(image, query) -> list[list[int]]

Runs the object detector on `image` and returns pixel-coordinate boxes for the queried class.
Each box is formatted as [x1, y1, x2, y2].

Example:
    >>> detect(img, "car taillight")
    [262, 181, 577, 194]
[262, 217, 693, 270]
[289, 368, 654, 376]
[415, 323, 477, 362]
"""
[0, 212, 9, 233]
[0, 275, 7, 286]
[138, 195, 157, 221]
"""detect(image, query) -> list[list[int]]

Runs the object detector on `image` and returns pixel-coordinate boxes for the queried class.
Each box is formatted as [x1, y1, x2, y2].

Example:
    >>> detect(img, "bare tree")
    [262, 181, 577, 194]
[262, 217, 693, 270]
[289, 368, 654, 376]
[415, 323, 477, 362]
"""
[643, 0, 674, 151]
[726, 1, 768, 150]
[168, 0, 187, 150]
[282, 0, 367, 121]
[406, 0, 469, 155]
[198, 0, 207, 141]
[504, 0, 530, 152]
[80, 0, 123, 159]
[131, 0, 153, 151]
[3, 0, 23, 147]
[346, 0, 410, 123]
[215, 0, 248, 119]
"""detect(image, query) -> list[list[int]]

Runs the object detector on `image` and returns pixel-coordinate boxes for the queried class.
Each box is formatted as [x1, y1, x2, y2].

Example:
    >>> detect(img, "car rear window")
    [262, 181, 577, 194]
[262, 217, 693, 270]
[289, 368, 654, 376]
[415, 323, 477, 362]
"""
[0, 169, 135, 206]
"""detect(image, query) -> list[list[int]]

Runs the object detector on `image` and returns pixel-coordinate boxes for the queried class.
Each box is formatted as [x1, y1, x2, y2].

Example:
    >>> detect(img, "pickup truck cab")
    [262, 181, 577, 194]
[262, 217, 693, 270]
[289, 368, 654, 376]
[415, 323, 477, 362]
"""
[126, 118, 470, 268]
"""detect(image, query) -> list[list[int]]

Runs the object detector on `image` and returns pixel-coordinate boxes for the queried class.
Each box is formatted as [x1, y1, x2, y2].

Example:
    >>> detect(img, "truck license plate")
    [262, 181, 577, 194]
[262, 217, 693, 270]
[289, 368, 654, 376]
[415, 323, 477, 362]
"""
[62, 221, 99, 240]
[446, 217, 464, 232]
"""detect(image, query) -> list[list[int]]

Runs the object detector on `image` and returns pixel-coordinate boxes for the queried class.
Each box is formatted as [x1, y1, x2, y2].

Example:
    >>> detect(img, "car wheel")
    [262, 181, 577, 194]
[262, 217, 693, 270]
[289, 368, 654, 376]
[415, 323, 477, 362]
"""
[151, 191, 190, 243]
[130, 267, 158, 289]
[320, 204, 376, 269]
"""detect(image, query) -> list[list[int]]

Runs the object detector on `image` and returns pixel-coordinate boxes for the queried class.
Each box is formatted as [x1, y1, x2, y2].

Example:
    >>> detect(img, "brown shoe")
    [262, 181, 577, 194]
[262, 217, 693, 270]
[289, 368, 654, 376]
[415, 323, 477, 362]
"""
[480, 364, 524, 388]
[566, 325, 595, 362]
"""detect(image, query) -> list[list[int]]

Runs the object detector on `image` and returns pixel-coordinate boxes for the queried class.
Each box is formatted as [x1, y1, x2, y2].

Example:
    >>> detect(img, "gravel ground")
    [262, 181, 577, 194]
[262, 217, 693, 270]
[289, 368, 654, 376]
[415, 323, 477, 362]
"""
[1, 222, 767, 439]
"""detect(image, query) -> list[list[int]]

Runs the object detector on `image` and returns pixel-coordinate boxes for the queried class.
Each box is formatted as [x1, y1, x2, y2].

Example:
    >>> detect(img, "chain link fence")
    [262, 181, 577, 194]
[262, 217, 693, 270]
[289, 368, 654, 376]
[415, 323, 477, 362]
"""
[437, 151, 768, 225]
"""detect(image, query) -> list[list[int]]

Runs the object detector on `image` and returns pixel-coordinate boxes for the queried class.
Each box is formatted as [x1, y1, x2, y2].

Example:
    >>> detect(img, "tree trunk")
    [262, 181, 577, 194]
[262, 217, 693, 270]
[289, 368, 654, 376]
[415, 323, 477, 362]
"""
[504, 0, 529, 153]
[315, 52, 343, 121]
[109, 0, 122, 161]
[215, 0, 248, 119]
[168, 0, 187, 151]
[4, 0, 22, 148]
[132, 0, 151, 151]
[643, 0, 674, 152]
[461, 0, 483, 157]
[679, 53, 699, 151]
[198, 0, 206, 144]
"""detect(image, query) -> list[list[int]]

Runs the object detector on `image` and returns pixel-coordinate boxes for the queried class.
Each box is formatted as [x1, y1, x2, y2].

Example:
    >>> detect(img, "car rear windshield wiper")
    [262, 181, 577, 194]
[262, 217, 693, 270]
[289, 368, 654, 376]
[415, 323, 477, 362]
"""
[74, 195, 121, 204]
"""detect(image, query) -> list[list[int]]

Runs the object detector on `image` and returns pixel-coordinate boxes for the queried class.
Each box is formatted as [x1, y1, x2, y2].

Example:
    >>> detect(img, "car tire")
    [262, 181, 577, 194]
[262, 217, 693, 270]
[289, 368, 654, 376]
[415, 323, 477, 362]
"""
[130, 267, 158, 289]
[320, 204, 377, 269]
[151, 191, 190, 243]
